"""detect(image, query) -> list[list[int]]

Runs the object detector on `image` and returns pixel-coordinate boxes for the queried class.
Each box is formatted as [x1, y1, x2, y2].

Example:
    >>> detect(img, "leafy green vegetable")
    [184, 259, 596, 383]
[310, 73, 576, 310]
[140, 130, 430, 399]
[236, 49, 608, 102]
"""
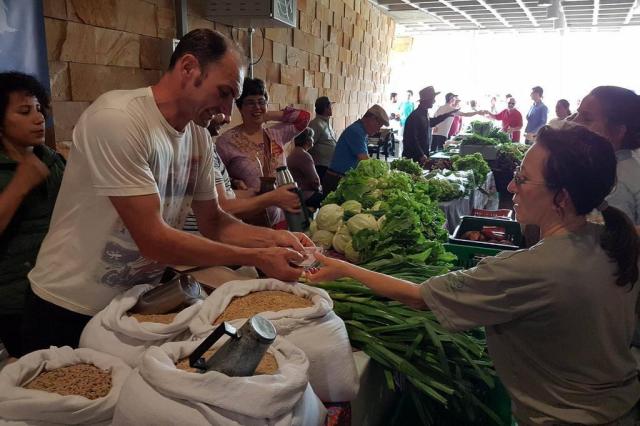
[341, 200, 362, 215]
[390, 158, 423, 177]
[346, 213, 379, 235]
[344, 240, 360, 263]
[332, 225, 352, 254]
[451, 153, 491, 187]
[311, 230, 334, 249]
[316, 204, 344, 232]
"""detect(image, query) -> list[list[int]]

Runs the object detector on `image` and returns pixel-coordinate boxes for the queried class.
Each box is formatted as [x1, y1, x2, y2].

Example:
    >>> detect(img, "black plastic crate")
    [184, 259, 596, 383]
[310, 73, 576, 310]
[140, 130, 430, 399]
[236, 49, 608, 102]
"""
[450, 216, 523, 250]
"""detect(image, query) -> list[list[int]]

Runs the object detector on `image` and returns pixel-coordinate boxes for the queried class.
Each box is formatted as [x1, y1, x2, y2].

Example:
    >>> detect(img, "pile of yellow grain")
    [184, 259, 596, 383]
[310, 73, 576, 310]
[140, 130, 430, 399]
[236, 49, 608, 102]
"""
[175, 349, 278, 375]
[129, 313, 178, 324]
[23, 364, 112, 400]
[214, 291, 313, 325]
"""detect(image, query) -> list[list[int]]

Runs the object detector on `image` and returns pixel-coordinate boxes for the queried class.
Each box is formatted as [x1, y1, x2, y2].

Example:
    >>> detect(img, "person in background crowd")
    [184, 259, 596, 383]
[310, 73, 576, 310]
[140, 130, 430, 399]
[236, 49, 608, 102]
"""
[287, 128, 324, 210]
[486, 97, 523, 142]
[549, 99, 571, 126]
[574, 86, 640, 225]
[323, 105, 389, 193]
[0, 72, 65, 357]
[216, 78, 310, 228]
[386, 92, 400, 122]
[490, 96, 498, 114]
[524, 86, 548, 144]
[402, 86, 456, 165]
[309, 124, 640, 425]
[432, 93, 482, 152]
[398, 89, 414, 129]
[307, 96, 337, 181]
[183, 113, 302, 233]
[24, 29, 312, 353]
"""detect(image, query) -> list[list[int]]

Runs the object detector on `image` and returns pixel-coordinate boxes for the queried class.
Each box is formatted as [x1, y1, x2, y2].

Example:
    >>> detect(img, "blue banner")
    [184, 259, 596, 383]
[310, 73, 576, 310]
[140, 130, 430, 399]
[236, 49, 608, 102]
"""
[0, 0, 50, 94]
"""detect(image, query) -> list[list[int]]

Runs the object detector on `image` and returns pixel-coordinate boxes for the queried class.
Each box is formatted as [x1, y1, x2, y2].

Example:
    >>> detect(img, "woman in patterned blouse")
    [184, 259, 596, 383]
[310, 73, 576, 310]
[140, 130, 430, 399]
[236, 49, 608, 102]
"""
[216, 78, 310, 227]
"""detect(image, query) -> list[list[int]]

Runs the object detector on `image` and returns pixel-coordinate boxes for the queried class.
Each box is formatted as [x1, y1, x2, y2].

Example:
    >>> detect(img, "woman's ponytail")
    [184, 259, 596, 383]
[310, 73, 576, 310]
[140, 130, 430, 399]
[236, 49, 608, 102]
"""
[600, 205, 640, 287]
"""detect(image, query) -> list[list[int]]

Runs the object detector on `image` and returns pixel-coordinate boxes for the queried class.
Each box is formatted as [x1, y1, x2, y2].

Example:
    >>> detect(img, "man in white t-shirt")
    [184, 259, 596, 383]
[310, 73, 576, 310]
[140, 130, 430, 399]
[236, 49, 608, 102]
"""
[431, 92, 481, 152]
[23, 29, 312, 353]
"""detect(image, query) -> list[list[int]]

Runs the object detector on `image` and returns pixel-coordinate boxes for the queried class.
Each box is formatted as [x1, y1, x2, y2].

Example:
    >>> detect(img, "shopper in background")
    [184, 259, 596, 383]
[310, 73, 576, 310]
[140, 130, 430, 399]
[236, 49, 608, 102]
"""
[549, 99, 571, 126]
[402, 86, 456, 165]
[287, 128, 324, 209]
[432, 93, 482, 152]
[307, 96, 337, 181]
[398, 89, 414, 129]
[574, 86, 640, 225]
[0, 72, 65, 357]
[216, 77, 310, 228]
[486, 97, 523, 142]
[25, 29, 312, 353]
[309, 124, 640, 425]
[323, 105, 389, 193]
[524, 86, 548, 144]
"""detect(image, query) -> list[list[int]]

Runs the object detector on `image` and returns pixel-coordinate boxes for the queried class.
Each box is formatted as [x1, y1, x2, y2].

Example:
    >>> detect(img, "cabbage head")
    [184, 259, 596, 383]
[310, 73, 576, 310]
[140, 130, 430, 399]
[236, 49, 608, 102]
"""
[344, 241, 360, 263]
[311, 230, 334, 250]
[377, 215, 386, 228]
[332, 225, 352, 254]
[308, 220, 318, 235]
[346, 213, 379, 235]
[341, 200, 362, 215]
[316, 204, 344, 232]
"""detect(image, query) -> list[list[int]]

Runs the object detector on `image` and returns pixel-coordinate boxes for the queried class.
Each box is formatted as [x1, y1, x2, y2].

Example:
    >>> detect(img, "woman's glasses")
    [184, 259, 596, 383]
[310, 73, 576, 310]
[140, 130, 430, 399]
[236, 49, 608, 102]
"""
[244, 99, 267, 108]
[512, 166, 548, 186]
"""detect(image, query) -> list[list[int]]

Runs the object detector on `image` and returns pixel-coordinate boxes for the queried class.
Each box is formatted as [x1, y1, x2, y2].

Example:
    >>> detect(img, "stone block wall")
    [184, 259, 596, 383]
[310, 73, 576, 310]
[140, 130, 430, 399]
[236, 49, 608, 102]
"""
[44, 0, 394, 152]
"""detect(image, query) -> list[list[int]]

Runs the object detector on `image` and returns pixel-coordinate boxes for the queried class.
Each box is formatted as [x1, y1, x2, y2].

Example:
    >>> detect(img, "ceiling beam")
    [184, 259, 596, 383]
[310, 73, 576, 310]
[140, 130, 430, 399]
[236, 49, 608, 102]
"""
[477, 0, 512, 27]
[624, 0, 638, 25]
[388, 0, 458, 28]
[592, 0, 600, 25]
[437, 0, 484, 28]
[514, 0, 539, 27]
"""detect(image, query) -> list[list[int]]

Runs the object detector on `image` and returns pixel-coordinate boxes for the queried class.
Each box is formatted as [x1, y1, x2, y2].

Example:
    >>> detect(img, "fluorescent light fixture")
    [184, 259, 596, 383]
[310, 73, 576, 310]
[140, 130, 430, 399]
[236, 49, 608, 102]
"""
[538, 0, 552, 6]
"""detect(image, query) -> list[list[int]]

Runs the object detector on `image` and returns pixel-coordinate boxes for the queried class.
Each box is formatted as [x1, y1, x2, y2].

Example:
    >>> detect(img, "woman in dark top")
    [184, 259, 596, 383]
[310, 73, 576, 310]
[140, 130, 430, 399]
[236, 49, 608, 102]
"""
[287, 128, 324, 209]
[0, 72, 65, 357]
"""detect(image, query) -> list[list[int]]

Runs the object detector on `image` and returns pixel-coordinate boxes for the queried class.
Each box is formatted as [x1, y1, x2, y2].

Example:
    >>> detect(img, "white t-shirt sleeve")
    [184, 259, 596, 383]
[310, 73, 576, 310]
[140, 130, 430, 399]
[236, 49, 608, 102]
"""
[193, 131, 218, 201]
[420, 250, 547, 331]
[74, 108, 158, 197]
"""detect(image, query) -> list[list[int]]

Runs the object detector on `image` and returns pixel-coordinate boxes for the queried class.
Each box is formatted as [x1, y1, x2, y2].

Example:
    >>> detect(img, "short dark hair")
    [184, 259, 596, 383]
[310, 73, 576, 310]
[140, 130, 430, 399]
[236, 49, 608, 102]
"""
[532, 86, 544, 96]
[169, 28, 241, 70]
[235, 78, 268, 109]
[390, 92, 397, 99]
[557, 99, 571, 113]
[588, 86, 640, 150]
[506, 93, 512, 98]
[407, 90, 413, 96]
[537, 125, 639, 287]
[294, 127, 314, 147]
[0, 71, 50, 131]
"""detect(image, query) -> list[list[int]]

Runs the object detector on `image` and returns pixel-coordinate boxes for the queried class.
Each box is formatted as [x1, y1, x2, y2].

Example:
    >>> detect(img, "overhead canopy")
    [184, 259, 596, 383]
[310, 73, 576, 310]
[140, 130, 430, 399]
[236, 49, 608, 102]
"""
[370, 0, 640, 33]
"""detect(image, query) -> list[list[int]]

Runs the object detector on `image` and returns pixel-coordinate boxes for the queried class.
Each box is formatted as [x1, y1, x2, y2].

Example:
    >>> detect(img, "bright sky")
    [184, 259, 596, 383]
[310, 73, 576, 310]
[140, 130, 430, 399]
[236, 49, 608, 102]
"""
[388, 27, 640, 117]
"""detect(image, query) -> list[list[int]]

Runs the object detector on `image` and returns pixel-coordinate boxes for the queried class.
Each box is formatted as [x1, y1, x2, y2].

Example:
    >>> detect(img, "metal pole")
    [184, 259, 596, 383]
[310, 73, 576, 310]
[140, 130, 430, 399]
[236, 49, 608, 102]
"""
[248, 27, 255, 78]
[175, 0, 188, 38]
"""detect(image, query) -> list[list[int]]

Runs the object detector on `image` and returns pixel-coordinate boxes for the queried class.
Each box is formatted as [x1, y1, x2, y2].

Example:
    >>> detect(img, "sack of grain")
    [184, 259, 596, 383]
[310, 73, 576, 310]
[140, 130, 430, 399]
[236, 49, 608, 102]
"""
[79, 284, 202, 366]
[0, 346, 131, 425]
[189, 279, 359, 402]
[113, 338, 326, 426]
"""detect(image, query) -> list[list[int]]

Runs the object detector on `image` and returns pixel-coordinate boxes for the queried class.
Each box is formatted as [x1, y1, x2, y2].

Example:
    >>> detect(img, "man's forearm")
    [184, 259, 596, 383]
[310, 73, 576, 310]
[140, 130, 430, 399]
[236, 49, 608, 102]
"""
[219, 191, 276, 217]
[199, 207, 277, 248]
[430, 114, 451, 127]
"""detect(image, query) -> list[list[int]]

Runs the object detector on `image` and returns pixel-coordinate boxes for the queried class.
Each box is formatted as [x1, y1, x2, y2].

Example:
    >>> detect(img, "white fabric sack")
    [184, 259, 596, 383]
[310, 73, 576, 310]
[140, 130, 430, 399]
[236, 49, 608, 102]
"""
[189, 279, 359, 402]
[0, 346, 131, 425]
[79, 284, 202, 366]
[113, 338, 326, 426]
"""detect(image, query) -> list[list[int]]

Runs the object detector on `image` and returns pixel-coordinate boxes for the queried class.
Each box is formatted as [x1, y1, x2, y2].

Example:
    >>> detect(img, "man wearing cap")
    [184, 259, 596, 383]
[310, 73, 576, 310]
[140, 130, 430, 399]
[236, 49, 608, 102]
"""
[432, 92, 481, 152]
[402, 86, 457, 165]
[323, 105, 389, 193]
[308, 96, 337, 180]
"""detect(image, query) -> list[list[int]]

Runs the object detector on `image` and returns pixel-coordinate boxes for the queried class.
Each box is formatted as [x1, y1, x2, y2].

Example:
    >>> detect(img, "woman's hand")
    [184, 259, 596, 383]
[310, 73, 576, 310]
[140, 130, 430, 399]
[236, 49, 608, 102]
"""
[306, 252, 352, 282]
[269, 184, 301, 212]
[14, 152, 49, 192]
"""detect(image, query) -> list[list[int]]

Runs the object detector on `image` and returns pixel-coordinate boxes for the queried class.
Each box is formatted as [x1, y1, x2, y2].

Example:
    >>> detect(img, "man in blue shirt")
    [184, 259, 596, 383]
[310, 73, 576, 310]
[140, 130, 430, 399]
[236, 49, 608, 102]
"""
[524, 86, 548, 145]
[323, 104, 389, 193]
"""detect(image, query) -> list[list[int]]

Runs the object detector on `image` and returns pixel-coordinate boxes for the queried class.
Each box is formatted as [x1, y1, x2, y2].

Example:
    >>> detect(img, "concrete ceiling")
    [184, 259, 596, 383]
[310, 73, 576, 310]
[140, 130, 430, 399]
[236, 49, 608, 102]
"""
[369, 0, 640, 33]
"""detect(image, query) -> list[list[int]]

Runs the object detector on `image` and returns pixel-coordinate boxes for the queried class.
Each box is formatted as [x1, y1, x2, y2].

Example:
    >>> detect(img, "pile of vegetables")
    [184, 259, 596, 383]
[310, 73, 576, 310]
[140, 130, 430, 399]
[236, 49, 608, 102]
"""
[390, 157, 423, 177]
[309, 158, 507, 425]
[457, 121, 512, 147]
[451, 153, 491, 187]
[496, 143, 529, 171]
[316, 277, 506, 425]
[310, 160, 450, 265]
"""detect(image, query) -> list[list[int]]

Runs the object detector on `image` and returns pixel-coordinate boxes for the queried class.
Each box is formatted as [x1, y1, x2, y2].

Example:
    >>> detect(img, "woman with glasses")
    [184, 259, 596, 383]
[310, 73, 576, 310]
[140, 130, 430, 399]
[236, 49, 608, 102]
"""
[307, 123, 640, 425]
[216, 78, 310, 228]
